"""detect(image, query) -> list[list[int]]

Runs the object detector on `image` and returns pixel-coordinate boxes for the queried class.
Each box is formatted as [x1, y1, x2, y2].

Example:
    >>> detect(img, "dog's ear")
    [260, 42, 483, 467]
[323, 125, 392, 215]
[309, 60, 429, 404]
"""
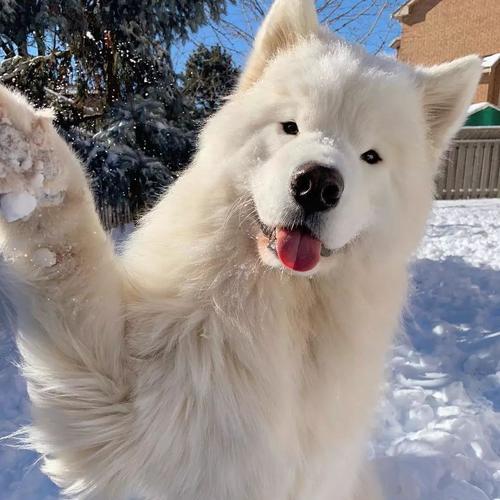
[417, 55, 482, 153]
[238, 0, 320, 92]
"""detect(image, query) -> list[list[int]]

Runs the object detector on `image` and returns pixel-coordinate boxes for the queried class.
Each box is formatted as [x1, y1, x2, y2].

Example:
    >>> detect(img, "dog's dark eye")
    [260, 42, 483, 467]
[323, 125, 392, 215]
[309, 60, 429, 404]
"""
[361, 149, 382, 165]
[281, 121, 299, 135]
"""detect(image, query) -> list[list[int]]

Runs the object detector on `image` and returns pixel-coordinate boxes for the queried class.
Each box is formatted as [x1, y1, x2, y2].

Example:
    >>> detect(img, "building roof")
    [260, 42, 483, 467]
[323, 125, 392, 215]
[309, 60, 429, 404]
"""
[389, 37, 401, 50]
[466, 103, 500, 127]
[393, 0, 423, 19]
[468, 102, 500, 114]
[483, 53, 500, 70]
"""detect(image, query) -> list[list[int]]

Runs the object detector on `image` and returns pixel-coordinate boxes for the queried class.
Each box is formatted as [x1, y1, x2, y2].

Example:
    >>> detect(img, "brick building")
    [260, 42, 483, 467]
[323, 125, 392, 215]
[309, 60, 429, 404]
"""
[391, 0, 500, 106]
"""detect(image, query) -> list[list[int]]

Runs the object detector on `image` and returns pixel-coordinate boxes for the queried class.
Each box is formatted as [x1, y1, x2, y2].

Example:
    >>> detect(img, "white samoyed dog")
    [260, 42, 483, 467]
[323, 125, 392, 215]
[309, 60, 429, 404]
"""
[0, 0, 481, 499]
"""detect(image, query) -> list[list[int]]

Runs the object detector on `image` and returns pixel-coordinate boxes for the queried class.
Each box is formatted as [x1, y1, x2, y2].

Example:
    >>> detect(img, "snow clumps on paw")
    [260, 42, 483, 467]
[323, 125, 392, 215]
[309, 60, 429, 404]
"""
[0, 112, 65, 222]
[0, 192, 38, 223]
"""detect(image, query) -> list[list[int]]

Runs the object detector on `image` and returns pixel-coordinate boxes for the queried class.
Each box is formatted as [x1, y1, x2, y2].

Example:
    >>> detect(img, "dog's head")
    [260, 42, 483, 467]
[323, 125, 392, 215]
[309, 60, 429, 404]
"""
[198, 0, 481, 276]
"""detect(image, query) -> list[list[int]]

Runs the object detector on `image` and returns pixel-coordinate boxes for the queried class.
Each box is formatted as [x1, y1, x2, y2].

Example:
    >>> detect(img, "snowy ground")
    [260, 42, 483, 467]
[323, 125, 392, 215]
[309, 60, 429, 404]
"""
[374, 200, 500, 500]
[0, 200, 499, 499]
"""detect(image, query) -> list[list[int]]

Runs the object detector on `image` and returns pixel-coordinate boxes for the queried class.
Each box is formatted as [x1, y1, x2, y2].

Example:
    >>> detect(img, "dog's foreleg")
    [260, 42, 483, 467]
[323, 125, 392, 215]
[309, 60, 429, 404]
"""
[0, 85, 130, 498]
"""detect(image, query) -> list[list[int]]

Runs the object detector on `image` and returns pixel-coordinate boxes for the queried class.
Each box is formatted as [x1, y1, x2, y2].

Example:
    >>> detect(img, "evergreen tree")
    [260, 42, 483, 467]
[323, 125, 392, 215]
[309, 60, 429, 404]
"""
[0, 0, 51, 57]
[94, 96, 196, 175]
[68, 129, 174, 215]
[182, 44, 239, 121]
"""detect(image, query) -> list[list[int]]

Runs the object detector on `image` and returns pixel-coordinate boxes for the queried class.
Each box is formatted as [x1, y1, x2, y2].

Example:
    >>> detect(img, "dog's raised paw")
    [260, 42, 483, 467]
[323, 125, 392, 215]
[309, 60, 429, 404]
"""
[0, 99, 66, 223]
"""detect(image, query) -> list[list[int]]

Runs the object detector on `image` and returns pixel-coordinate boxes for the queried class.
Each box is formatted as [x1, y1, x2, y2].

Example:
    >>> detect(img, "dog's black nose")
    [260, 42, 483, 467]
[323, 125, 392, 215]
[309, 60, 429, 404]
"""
[291, 164, 344, 215]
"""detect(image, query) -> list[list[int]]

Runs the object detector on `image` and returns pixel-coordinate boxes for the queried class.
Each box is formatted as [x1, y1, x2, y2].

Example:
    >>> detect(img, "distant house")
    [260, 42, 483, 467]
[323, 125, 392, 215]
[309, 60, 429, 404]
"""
[391, 0, 500, 198]
[391, 0, 500, 113]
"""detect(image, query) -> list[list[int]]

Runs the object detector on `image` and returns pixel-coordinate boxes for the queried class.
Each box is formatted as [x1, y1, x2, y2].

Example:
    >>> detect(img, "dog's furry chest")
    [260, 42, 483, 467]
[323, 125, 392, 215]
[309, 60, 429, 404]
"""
[125, 284, 392, 500]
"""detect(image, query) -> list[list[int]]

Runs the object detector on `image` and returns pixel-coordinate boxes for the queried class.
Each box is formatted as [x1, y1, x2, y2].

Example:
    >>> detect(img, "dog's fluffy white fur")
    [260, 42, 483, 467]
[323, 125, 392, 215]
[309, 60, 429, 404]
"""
[0, 1, 481, 499]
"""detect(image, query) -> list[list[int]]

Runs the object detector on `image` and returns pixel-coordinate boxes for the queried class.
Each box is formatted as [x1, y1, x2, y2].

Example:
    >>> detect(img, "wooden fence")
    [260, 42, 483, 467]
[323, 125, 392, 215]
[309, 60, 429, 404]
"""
[436, 127, 500, 200]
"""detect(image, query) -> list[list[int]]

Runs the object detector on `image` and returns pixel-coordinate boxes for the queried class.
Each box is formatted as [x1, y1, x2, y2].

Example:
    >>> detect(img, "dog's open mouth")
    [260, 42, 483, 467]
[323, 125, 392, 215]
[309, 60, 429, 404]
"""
[259, 222, 333, 272]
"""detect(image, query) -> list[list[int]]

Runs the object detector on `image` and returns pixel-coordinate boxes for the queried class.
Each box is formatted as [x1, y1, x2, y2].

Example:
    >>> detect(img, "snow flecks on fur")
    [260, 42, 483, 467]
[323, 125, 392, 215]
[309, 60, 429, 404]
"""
[320, 136, 336, 148]
[0, 117, 65, 223]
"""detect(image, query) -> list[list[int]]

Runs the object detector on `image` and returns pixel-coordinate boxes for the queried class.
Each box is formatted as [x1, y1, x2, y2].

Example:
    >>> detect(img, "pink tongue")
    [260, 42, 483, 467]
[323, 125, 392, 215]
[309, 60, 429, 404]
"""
[276, 228, 322, 272]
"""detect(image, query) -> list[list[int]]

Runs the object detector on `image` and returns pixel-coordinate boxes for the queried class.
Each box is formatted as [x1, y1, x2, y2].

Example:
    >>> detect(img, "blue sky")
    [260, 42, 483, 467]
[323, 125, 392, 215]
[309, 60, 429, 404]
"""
[172, 0, 402, 71]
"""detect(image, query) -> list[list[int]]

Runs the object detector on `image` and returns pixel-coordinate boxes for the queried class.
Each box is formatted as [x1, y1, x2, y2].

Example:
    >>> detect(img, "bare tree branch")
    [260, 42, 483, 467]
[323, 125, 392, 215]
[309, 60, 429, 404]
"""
[201, 0, 400, 57]
[357, 1, 388, 44]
